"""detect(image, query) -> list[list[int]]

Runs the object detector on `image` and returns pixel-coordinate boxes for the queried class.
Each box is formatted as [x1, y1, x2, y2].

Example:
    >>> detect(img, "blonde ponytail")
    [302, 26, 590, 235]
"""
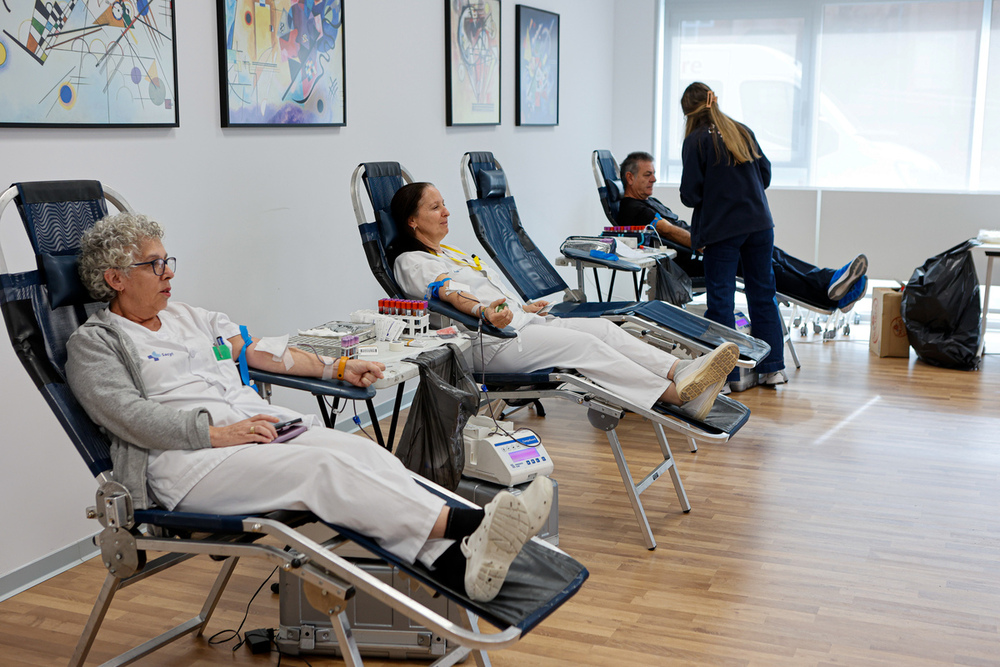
[681, 82, 761, 165]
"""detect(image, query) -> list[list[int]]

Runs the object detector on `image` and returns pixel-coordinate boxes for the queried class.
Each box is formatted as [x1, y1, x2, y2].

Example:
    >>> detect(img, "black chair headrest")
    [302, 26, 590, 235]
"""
[13, 180, 107, 310]
[477, 169, 507, 199]
[39, 253, 92, 309]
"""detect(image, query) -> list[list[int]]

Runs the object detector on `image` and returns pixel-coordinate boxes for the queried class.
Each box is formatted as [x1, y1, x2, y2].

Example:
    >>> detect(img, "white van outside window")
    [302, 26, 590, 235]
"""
[659, 2, 982, 191]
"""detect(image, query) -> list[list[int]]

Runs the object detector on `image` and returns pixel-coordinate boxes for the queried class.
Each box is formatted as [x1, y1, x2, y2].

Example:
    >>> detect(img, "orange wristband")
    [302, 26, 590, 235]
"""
[337, 356, 348, 381]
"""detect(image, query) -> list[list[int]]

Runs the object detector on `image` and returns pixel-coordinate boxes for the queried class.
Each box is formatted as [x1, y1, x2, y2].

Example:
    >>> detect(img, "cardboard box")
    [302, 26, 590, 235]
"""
[870, 287, 910, 358]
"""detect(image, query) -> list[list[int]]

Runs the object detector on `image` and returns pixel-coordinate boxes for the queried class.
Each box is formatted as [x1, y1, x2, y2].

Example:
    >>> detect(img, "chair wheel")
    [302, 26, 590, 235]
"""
[800, 325, 808, 336]
[843, 324, 851, 335]
[813, 323, 823, 334]
[854, 313, 861, 325]
[793, 316, 802, 326]
[823, 330, 836, 340]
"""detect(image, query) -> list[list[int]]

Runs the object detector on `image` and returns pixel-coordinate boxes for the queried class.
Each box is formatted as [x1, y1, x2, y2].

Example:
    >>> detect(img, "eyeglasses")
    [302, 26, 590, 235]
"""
[131, 257, 176, 276]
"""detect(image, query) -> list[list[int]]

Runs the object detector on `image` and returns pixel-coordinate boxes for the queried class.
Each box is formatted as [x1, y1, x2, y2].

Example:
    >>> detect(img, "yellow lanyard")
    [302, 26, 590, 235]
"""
[439, 245, 483, 271]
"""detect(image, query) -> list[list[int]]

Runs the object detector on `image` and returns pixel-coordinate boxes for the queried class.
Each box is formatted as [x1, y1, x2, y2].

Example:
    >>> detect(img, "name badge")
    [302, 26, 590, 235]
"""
[213, 337, 232, 361]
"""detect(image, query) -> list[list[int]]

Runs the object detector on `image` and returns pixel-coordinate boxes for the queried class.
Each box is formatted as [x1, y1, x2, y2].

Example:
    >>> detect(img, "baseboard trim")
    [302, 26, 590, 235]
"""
[0, 533, 100, 602]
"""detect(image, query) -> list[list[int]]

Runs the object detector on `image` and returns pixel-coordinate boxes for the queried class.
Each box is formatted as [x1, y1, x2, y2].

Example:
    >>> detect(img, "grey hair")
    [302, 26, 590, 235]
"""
[78, 212, 164, 302]
[620, 151, 655, 180]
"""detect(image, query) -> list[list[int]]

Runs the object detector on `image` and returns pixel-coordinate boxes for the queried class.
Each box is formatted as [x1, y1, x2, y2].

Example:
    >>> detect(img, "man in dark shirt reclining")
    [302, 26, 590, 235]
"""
[616, 151, 868, 312]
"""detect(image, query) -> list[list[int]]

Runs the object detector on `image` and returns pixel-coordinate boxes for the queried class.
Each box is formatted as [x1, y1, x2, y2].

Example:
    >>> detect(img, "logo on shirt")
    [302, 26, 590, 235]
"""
[146, 351, 175, 362]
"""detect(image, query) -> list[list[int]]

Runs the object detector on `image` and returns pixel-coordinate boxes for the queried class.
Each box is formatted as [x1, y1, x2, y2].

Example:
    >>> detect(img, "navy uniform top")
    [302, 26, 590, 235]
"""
[679, 124, 773, 250]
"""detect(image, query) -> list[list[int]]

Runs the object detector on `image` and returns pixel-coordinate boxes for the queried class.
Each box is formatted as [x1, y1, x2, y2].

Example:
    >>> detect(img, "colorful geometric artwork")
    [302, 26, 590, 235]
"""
[218, 0, 345, 127]
[445, 0, 500, 126]
[516, 5, 558, 126]
[0, 0, 178, 127]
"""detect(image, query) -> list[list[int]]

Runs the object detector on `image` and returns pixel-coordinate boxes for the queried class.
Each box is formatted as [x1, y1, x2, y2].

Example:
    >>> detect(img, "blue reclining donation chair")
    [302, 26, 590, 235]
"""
[0, 181, 587, 667]
[463, 151, 771, 372]
[457, 152, 756, 430]
[352, 162, 753, 550]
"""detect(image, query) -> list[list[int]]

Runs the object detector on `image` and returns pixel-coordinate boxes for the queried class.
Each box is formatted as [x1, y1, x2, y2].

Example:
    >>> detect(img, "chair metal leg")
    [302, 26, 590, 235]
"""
[195, 555, 241, 636]
[70, 555, 240, 667]
[455, 609, 492, 667]
[781, 313, 801, 369]
[605, 428, 657, 550]
[386, 382, 407, 449]
[316, 394, 341, 429]
[593, 267, 604, 301]
[330, 610, 364, 667]
[653, 423, 691, 512]
[575, 261, 586, 297]
[607, 269, 618, 301]
[69, 572, 122, 667]
[687, 435, 698, 453]
[365, 397, 386, 447]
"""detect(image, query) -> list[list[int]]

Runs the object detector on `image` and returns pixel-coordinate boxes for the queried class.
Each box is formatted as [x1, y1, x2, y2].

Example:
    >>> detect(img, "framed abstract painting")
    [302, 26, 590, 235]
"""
[217, 0, 346, 127]
[515, 5, 558, 126]
[0, 0, 179, 127]
[445, 0, 500, 126]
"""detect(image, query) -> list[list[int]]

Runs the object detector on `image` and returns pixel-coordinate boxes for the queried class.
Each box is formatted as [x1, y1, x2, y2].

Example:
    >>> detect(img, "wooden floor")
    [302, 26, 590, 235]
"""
[3, 329, 999, 666]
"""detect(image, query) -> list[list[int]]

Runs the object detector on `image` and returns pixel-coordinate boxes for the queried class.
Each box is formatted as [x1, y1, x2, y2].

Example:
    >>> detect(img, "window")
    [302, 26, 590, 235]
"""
[978, 0, 1000, 189]
[659, 0, 990, 191]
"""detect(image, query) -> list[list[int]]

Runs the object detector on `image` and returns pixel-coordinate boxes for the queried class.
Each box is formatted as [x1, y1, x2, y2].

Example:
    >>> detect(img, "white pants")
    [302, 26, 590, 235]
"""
[485, 318, 679, 410]
[174, 427, 451, 566]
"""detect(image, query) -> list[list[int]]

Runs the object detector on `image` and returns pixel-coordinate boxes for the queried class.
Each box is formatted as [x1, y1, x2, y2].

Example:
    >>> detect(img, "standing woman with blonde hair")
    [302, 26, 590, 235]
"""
[679, 81, 787, 386]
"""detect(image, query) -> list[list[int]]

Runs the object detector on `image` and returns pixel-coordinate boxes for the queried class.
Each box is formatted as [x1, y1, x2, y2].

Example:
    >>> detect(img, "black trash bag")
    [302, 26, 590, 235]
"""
[652, 256, 693, 306]
[394, 344, 479, 490]
[900, 239, 982, 370]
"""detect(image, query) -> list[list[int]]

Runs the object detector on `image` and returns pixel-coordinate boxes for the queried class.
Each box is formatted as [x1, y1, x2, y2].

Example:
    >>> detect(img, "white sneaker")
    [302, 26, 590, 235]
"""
[461, 476, 553, 602]
[672, 342, 739, 402]
[760, 370, 788, 386]
[680, 378, 725, 421]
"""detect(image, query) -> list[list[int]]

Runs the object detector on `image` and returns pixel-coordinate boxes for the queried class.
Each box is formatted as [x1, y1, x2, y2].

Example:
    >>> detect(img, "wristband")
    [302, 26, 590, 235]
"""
[337, 356, 348, 381]
[472, 303, 483, 318]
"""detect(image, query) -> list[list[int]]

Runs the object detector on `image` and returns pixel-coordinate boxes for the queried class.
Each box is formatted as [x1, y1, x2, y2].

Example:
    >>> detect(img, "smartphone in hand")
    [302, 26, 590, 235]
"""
[273, 417, 303, 434]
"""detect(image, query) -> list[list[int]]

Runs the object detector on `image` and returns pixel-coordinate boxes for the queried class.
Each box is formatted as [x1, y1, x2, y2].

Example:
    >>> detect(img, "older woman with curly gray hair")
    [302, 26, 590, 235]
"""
[64, 211, 552, 603]
[77, 212, 167, 303]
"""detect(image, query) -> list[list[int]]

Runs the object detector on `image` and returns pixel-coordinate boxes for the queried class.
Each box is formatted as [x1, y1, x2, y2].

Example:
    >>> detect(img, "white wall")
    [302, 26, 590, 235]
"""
[0, 0, 617, 586]
[611, 0, 658, 157]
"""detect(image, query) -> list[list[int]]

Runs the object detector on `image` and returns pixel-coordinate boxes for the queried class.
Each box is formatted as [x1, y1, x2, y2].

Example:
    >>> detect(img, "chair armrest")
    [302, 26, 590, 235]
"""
[248, 370, 376, 401]
[660, 238, 702, 260]
[427, 299, 518, 339]
[561, 247, 641, 272]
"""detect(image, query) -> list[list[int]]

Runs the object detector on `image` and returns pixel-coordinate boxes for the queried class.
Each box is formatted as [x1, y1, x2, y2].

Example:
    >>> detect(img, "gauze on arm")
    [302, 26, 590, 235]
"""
[256, 335, 294, 370]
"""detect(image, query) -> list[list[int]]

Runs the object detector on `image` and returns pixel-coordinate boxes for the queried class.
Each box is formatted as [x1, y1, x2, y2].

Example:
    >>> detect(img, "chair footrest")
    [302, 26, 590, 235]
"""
[324, 482, 588, 634]
[653, 394, 751, 436]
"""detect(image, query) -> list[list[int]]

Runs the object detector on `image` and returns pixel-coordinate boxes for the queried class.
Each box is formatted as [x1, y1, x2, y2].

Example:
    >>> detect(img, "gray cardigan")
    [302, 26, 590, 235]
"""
[65, 308, 213, 509]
